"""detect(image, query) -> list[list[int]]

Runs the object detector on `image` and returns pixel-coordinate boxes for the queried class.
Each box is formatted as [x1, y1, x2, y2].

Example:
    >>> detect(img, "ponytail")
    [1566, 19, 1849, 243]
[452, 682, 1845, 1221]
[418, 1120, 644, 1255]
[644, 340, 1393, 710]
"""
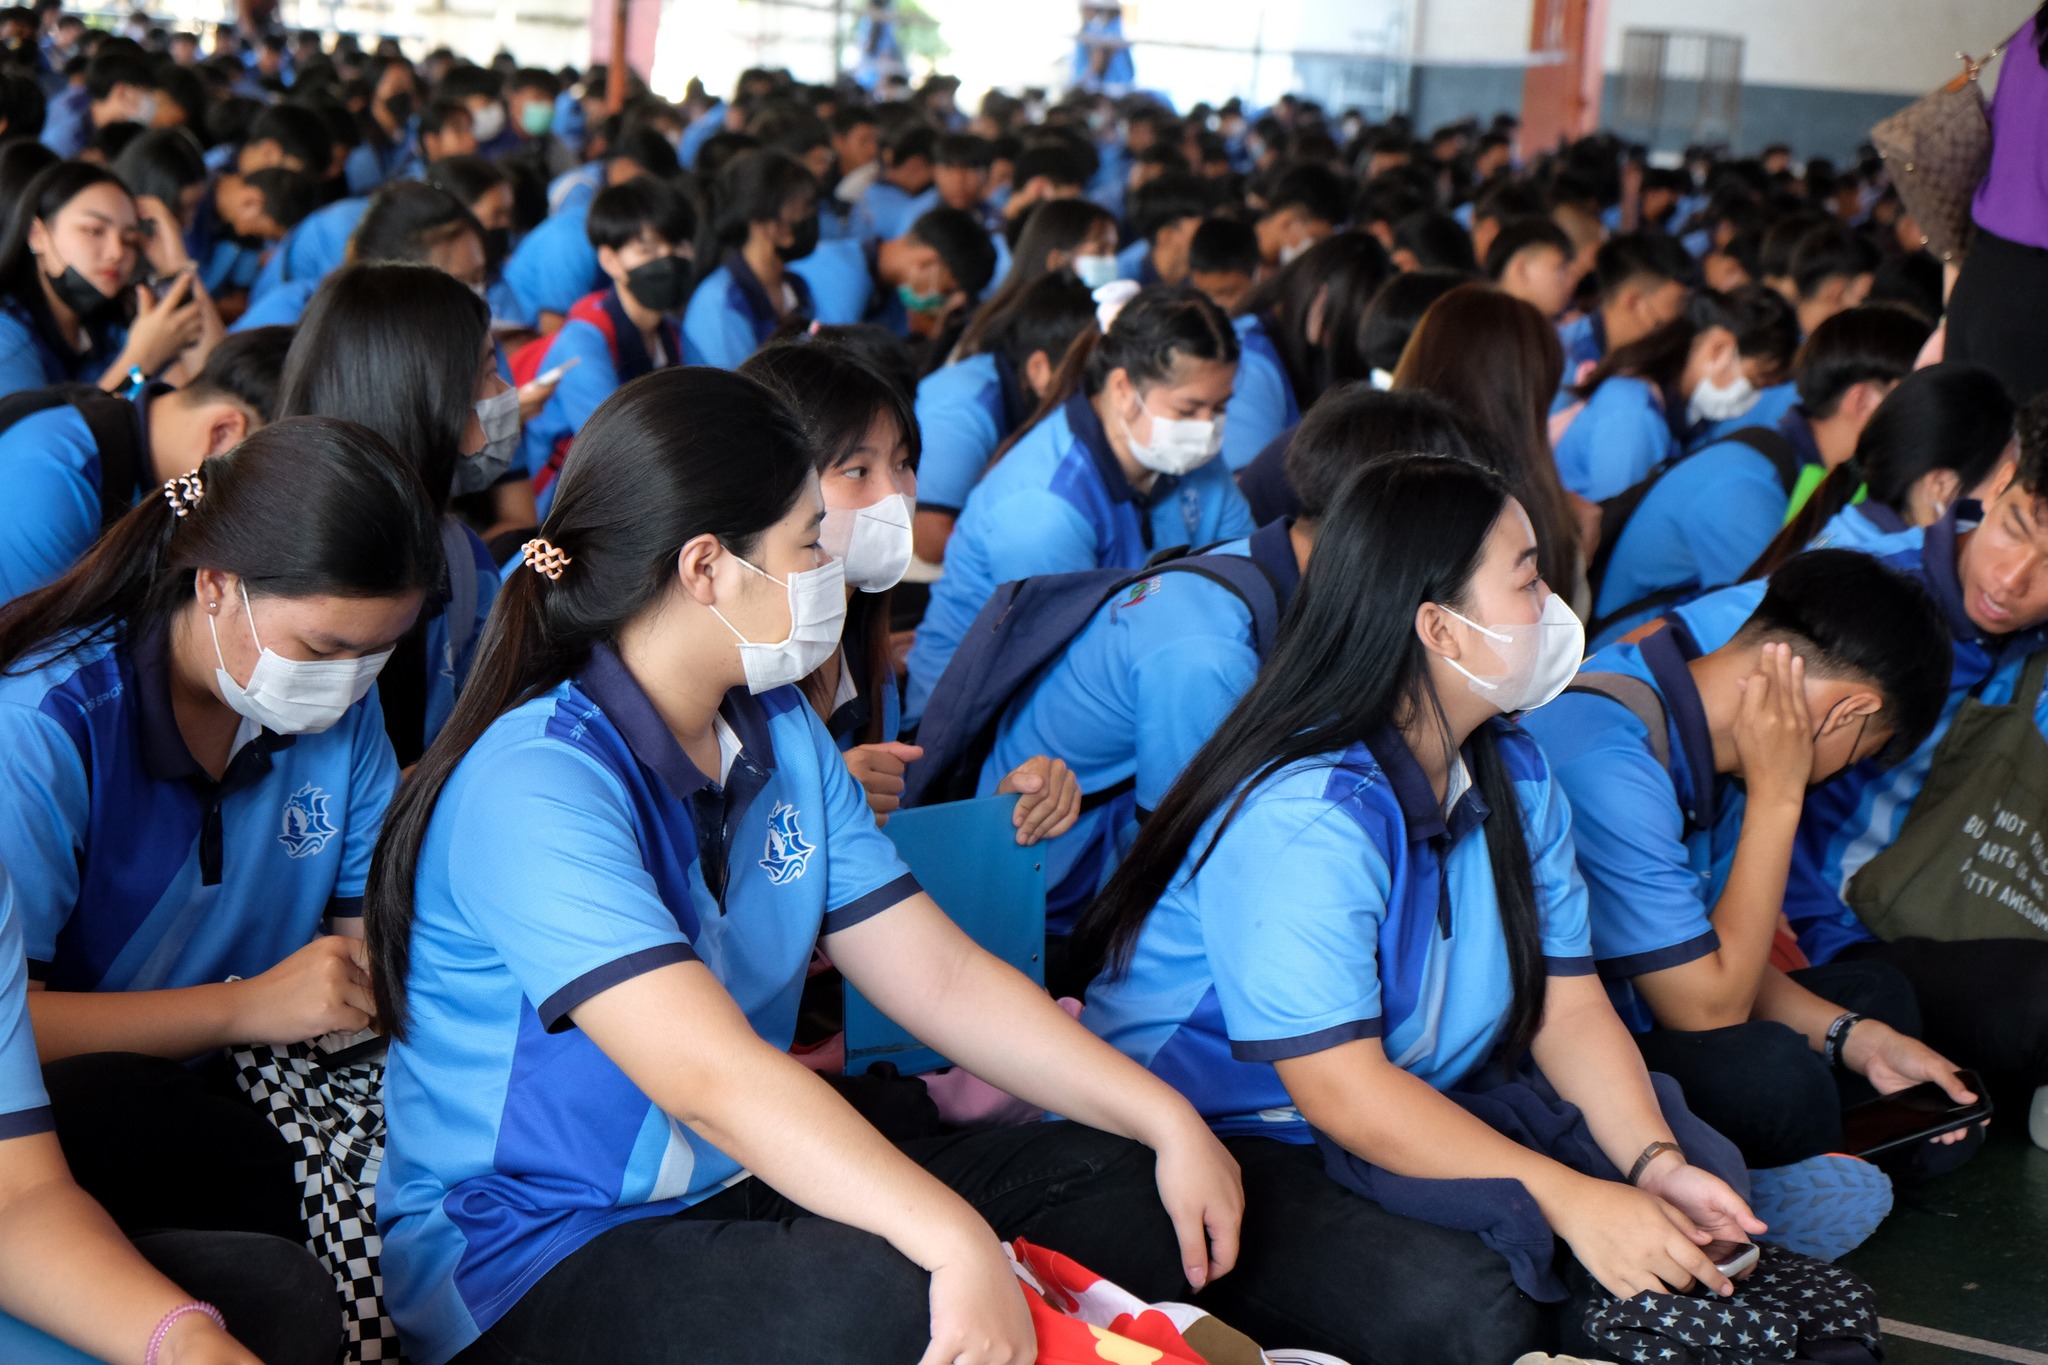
[367, 368, 816, 1037]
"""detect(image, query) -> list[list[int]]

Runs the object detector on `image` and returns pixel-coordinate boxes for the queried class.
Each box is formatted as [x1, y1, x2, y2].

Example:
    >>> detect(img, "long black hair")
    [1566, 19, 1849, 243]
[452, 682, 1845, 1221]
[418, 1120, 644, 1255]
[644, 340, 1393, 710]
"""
[366, 368, 818, 1037]
[953, 197, 1115, 360]
[0, 416, 442, 675]
[1745, 363, 2016, 579]
[697, 148, 817, 284]
[276, 262, 492, 515]
[1241, 230, 1394, 408]
[1071, 453, 1550, 1061]
[0, 161, 139, 347]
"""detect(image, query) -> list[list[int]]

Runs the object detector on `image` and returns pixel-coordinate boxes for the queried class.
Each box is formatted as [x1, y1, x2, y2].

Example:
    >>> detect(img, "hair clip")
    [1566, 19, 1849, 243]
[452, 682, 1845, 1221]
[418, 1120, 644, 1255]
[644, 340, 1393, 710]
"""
[162, 473, 204, 518]
[1092, 279, 1141, 333]
[520, 537, 573, 581]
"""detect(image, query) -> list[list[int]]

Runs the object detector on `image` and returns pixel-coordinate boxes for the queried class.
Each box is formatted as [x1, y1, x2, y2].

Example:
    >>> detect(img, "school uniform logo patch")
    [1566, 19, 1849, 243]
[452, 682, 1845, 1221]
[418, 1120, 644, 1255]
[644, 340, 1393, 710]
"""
[1110, 575, 1164, 623]
[278, 784, 339, 859]
[759, 801, 815, 885]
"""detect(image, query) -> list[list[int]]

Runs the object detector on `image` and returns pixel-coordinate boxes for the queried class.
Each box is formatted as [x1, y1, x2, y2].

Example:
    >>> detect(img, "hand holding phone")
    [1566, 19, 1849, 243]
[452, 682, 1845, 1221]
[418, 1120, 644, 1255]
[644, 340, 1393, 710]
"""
[532, 356, 581, 389]
[1699, 1240, 1760, 1281]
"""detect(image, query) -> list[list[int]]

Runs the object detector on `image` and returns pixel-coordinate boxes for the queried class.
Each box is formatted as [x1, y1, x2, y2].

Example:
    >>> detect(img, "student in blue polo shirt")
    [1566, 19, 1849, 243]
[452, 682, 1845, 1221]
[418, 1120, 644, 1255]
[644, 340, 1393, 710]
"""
[0, 161, 211, 401]
[1591, 305, 1930, 639]
[366, 367, 1242, 1365]
[0, 869, 339, 1365]
[0, 324, 290, 602]
[1076, 453, 1762, 1364]
[1554, 285, 1797, 502]
[974, 386, 1498, 957]
[913, 269, 1095, 562]
[849, 120, 937, 245]
[519, 178, 693, 520]
[1745, 364, 2017, 577]
[277, 263, 509, 763]
[905, 285, 1253, 726]
[344, 55, 419, 194]
[1118, 170, 1211, 287]
[1527, 553, 1977, 1235]
[1552, 230, 1696, 418]
[502, 128, 681, 332]
[740, 337, 1081, 841]
[684, 150, 819, 368]
[0, 416, 437, 1253]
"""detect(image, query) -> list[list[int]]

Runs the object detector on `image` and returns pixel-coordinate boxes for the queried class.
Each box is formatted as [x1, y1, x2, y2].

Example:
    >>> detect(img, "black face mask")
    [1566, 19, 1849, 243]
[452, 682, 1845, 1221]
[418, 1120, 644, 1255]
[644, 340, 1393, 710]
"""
[777, 215, 820, 262]
[624, 255, 690, 313]
[482, 226, 511, 272]
[383, 91, 415, 125]
[44, 256, 120, 323]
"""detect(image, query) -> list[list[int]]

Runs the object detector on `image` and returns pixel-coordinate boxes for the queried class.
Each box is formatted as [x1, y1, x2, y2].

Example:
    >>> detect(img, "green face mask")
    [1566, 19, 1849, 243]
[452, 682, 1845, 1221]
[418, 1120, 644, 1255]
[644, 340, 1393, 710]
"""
[520, 101, 554, 136]
[896, 282, 946, 314]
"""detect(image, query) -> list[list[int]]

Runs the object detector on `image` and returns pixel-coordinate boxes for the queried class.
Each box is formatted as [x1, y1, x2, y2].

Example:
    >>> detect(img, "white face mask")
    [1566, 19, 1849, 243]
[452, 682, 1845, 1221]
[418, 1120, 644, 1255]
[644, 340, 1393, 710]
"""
[133, 92, 158, 126]
[1687, 371, 1758, 426]
[821, 492, 913, 593]
[1072, 253, 1120, 290]
[1435, 591, 1585, 715]
[210, 582, 392, 735]
[1123, 393, 1225, 477]
[709, 553, 848, 694]
[453, 386, 522, 496]
[1278, 238, 1311, 267]
[469, 101, 506, 143]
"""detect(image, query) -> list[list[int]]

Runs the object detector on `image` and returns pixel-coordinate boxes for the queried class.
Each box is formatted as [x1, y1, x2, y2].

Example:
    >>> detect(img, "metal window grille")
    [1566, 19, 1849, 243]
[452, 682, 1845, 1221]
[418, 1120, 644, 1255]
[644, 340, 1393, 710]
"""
[1618, 28, 1744, 148]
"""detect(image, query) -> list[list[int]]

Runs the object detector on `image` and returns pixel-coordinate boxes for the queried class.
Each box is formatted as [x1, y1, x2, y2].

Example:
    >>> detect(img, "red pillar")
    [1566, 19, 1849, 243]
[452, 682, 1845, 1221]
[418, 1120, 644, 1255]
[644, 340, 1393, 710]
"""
[589, 0, 661, 87]
[1519, 0, 1608, 157]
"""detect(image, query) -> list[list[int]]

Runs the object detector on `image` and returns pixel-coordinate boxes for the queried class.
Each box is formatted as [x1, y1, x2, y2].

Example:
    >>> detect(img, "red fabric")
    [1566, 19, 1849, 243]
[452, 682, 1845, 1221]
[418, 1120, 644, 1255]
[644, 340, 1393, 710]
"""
[1010, 1239, 1210, 1365]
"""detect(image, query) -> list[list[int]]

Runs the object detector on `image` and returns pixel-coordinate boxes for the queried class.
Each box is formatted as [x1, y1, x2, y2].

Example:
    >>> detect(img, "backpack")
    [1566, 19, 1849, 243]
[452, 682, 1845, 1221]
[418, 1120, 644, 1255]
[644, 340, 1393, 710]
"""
[0, 383, 146, 530]
[1586, 426, 1800, 637]
[1565, 666, 1699, 839]
[901, 551, 1286, 811]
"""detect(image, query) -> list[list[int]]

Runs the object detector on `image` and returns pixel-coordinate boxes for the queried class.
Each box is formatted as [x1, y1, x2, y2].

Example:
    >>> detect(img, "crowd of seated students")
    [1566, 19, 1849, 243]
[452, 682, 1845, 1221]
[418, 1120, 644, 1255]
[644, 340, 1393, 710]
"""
[0, 8, 2044, 1364]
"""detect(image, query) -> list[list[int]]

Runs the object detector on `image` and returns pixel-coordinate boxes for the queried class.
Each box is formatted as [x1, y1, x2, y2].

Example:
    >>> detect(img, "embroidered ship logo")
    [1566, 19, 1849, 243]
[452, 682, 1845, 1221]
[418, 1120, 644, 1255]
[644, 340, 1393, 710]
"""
[279, 783, 339, 858]
[759, 801, 814, 885]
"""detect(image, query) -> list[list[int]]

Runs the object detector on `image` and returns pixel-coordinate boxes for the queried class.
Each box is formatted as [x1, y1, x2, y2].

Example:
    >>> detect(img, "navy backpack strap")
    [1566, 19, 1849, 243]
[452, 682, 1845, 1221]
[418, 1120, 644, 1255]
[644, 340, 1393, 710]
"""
[1161, 554, 1287, 657]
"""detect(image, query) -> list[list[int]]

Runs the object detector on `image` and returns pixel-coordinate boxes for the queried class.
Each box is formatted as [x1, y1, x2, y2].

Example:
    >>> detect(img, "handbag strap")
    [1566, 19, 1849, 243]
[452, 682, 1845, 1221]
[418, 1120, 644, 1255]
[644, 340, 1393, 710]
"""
[1952, 23, 2026, 88]
[2020, 646, 2048, 712]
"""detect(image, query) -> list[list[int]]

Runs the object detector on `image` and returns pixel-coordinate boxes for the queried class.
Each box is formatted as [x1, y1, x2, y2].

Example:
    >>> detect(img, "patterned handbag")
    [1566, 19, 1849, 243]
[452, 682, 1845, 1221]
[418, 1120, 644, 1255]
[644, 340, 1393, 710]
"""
[231, 1040, 404, 1363]
[1870, 34, 2018, 263]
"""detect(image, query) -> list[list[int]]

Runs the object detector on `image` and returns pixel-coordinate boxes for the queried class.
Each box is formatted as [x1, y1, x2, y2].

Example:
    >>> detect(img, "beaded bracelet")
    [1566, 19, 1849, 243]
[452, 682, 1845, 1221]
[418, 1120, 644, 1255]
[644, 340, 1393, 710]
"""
[145, 1301, 226, 1365]
[1825, 1011, 1866, 1071]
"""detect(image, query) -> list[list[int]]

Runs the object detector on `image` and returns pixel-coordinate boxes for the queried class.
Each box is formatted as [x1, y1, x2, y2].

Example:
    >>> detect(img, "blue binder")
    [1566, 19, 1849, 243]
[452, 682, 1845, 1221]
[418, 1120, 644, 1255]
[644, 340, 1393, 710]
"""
[843, 795, 1047, 1077]
[0, 1313, 98, 1364]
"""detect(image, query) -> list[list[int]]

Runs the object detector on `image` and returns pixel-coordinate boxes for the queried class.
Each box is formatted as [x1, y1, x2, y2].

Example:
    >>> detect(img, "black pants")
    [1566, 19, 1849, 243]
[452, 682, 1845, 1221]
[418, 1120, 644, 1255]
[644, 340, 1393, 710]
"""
[1632, 960, 1918, 1169]
[1188, 1136, 1547, 1365]
[1840, 936, 2048, 1112]
[133, 1230, 343, 1365]
[1948, 225, 2048, 406]
[453, 1120, 1189, 1365]
[42, 1051, 304, 1241]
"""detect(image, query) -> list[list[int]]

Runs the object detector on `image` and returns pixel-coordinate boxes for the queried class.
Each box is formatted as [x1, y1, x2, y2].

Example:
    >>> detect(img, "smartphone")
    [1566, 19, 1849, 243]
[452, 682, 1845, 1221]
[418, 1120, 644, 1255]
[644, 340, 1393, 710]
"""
[1701, 1240, 1760, 1280]
[316, 1026, 387, 1068]
[1841, 1069, 1992, 1158]
[533, 356, 582, 387]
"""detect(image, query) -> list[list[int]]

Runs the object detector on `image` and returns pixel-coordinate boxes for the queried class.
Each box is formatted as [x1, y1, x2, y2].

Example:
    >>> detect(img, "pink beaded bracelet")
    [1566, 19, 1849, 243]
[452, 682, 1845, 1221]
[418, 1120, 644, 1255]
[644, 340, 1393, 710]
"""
[145, 1301, 226, 1365]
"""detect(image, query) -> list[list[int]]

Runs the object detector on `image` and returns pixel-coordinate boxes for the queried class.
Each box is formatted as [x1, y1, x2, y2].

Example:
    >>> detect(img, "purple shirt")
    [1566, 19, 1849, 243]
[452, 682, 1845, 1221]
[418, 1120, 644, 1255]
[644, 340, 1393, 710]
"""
[1975, 18, 2048, 250]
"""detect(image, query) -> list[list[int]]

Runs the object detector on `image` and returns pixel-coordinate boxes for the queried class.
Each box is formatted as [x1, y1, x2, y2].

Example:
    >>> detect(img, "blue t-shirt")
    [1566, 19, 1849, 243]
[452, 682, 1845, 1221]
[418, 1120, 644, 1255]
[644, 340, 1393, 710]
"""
[851, 181, 937, 245]
[0, 624, 397, 991]
[787, 238, 875, 326]
[1690, 382, 1799, 451]
[248, 197, 365, 304]
[229, 277, 317, 332]
[1084, 722, 1595, 1140]
[503, 191, 601, 323]
[0, 873, 53, 1142]
[1221, 315, 1299, 473]
[1809, 500, 1915, 557]
[1552, 311, 1606, 413]
[345, 131, 414, 196]
[905, 391, 1256, 725]
[981, 520, 1300, 933]
[0, 390, 150, 602]
[0, 297, 122, 401]
[377, 647, 920, 1365]
[1594, 407, 1821, 627]
[1554, 376, 1674, 502]
[912, 351, 1026, 515]
[682, 255, 815, 369]
[1524, 626, 1746, 1032]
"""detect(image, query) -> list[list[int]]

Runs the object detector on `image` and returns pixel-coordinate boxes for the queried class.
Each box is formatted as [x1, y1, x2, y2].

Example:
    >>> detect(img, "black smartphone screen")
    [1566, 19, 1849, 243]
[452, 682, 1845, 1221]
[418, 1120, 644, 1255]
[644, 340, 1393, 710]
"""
[1841, 1069, 1992, 1156]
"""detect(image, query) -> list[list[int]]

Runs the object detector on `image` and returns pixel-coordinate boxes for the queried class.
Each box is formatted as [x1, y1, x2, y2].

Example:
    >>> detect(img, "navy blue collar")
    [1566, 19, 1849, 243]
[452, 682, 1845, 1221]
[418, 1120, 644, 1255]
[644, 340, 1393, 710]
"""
[600, 286, 669, 382]
[1859, 499, 1909, 536]
[1136, 251, 1161, 287]
[1246, 517, 1302, 606]
[1638, 621, 1718, 834]
[989, 345, 1029, 437]
[1364, 723, 1491, 846]
[1780, 405, 1823, 470]
[129, 381, 170, 501]
[1063, 389, 1154, 508]
[1923, 501, 1983, 644]
[722, 250, 812, 338]
[575, 643, 778, 803]
[129, 621, 294, 785]
[1584, 308, 1608, 356]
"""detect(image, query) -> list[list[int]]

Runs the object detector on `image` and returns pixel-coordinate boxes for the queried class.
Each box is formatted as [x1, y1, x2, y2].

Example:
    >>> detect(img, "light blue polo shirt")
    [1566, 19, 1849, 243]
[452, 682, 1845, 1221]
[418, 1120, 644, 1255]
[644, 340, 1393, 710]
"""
[377, 646, 920, 1365]
[518, 288, 681, 521]
[1690, 381, 1799, 451]
[247, 196, 366, 305]
[1084, 722, 1595, 1141]
[787, 237, 874, 326]
[503, 188, 601, 323]
[851, 181, 936, 245]
[980, 520, 1300, 933]
[0, 873, 54, 1142]
[0, 298, 123, 402]
[1221, 314, 1297, 472]
[1553, 375, 1674, 502]
[682, 254, 815, 369]
[229, 277, 317, 332]
[0, 390, 150, 602]
[0, 624, 397, 992]
[1552, 311, 1606, 413]
[1809, 500, 1915, 557]
[912, 351, 1024, 515]
[1594, 407, 1820, 629]
[905, 390, 1255, 726]
[1523, 625, 1747, 1032]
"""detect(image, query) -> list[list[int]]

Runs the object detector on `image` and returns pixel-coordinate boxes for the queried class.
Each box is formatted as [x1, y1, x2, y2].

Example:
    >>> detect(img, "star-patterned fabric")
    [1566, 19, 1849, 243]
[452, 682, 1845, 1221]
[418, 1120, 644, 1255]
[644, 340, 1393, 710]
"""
[1583, 1245, 1881, 1364]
